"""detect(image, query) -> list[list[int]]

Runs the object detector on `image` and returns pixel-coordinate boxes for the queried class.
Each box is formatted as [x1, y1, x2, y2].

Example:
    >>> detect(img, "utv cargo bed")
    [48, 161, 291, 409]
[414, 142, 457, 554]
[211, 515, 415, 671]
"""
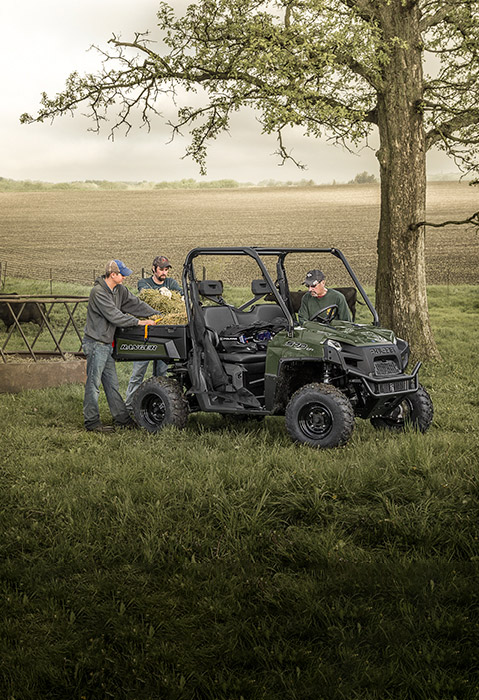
[113, 324, 190, 362]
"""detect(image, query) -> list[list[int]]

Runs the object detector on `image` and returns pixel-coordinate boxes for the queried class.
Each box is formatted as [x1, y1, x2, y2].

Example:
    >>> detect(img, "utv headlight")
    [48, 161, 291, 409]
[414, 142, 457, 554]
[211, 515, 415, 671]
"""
[396, 337, 410, 369]
[326, 339, 342, 351]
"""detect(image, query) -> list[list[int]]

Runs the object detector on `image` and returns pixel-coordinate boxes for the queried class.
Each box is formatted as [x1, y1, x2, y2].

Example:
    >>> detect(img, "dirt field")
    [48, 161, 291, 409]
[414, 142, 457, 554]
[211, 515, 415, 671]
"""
[0, 182, 477, 287]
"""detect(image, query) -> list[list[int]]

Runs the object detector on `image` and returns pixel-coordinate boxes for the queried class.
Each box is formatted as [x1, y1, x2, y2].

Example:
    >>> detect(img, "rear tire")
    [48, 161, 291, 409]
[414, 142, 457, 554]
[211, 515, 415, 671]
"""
[370, 384, 433, 433]
[132, 377, 189, 433]
[285, 383, 354, 449]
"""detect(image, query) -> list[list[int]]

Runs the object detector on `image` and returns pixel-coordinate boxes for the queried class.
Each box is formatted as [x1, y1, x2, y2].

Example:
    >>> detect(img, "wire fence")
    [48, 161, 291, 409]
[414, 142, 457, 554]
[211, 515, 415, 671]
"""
[0, 259, 148, 292]
[0, 255, 370, 292]
[1, 247, 477, 292]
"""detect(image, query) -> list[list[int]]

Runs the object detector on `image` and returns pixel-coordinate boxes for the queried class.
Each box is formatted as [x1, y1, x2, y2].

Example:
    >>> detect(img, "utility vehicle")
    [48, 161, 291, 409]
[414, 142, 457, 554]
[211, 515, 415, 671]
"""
[113, 247, 433, 448]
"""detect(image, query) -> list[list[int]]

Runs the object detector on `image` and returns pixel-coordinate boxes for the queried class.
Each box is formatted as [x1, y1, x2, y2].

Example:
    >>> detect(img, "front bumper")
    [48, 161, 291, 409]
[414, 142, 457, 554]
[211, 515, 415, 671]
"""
[348, 362, 421, 418]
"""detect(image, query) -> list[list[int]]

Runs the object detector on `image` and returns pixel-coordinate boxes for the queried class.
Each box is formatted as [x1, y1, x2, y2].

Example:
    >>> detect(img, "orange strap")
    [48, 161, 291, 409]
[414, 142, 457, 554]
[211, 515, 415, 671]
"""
[144, 324, 149, 340]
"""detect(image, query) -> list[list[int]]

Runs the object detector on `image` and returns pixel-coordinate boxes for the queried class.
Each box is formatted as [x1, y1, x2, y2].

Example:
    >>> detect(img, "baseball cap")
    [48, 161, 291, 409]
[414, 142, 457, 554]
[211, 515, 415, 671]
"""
[105, 259, 133, 276]
[152, 255, 171, 269]
[304, 269, 325, 286]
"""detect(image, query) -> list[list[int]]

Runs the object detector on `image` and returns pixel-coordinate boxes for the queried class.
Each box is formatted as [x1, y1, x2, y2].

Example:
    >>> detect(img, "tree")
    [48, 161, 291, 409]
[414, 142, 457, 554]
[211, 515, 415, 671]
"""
[350, 172, 378, 184]
[21, 0, 479, 360]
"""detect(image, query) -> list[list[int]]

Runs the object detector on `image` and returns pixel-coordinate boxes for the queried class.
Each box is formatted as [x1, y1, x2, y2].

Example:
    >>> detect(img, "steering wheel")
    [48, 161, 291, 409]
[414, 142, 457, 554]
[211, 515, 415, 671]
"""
[310, 304, 339, 324]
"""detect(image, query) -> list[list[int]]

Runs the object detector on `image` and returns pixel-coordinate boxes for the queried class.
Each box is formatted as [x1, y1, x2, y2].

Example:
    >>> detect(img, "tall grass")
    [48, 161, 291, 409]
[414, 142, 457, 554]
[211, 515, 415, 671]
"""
[1, 285, 478, 699]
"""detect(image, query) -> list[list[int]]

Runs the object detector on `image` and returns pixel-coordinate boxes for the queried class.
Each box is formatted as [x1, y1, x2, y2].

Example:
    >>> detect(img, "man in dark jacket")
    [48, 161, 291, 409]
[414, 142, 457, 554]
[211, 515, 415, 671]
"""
[82, 259, 157, 433]
[137, 254, 183, 294]
[298, 269, 352, 324]
[125, 255, 183, 411]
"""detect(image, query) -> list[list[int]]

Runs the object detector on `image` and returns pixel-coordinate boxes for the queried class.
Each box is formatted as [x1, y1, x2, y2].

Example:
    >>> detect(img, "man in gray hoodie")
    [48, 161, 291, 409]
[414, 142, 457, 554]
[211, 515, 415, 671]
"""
[82, 259, 157, 433]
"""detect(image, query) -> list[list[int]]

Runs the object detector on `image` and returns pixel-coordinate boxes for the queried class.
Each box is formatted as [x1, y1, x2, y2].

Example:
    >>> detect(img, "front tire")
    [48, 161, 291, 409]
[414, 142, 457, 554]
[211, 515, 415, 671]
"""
[132, 377, 189, 433]
[370, 384, 433, 433]
[285, 383, 355, 449]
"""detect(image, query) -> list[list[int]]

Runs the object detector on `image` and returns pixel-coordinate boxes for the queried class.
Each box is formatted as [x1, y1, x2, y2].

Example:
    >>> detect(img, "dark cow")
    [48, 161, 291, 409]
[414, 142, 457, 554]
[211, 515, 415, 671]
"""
[0, 293, 46, 330]
[266, 287, 358, 320]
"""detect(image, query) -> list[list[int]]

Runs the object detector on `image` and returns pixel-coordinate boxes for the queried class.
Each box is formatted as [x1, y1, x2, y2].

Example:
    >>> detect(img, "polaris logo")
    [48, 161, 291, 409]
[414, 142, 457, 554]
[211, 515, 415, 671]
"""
[370, 346, 393, 356]
[119, 343, 159, 351]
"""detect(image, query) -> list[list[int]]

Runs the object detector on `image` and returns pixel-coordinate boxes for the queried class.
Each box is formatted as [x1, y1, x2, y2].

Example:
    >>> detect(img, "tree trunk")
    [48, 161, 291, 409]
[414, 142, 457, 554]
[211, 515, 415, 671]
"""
[375, 2, 440, 362]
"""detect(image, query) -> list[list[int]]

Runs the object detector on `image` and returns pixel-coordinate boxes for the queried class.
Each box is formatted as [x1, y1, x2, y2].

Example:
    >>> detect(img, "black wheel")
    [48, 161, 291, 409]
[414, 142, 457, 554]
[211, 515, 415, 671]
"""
[285, 383, 355, 449]
[132, 377, 189, 433]
[370, 384, 433, 433]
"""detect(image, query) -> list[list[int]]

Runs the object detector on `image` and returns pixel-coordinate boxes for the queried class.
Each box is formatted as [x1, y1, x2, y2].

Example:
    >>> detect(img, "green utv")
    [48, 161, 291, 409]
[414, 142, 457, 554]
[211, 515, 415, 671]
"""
[113, 247, 433, 448]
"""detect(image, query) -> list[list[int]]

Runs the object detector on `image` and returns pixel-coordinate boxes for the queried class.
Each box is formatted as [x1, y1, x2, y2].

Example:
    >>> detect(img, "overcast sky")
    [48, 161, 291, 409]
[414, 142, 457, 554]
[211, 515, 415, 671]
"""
[1, 0, 459, 184]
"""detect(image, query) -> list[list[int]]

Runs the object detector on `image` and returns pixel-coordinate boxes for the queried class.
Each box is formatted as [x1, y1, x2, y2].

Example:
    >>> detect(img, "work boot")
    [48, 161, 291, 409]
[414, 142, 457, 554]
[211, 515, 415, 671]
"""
[116, 419, 141, 430]
[86, 424, 115, 433]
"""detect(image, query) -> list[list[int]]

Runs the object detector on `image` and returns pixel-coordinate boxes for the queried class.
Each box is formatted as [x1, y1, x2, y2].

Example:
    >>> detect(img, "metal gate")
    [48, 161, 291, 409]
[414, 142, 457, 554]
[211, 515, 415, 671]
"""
[0, 295, 89, 362]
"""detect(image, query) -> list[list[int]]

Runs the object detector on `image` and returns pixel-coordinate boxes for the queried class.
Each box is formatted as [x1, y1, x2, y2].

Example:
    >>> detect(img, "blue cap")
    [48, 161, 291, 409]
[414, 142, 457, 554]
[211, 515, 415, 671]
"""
[114, 259, 133, 276]
[106, 259, 133, 276]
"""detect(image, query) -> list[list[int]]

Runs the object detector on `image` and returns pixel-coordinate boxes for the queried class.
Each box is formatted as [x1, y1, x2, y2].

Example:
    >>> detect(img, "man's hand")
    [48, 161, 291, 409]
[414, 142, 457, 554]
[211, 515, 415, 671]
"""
[138, 319, 155, 326]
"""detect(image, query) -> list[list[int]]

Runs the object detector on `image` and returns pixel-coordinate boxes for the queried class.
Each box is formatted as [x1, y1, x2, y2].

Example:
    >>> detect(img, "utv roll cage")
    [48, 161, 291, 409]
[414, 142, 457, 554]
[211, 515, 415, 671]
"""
[181, 247, 379, 330]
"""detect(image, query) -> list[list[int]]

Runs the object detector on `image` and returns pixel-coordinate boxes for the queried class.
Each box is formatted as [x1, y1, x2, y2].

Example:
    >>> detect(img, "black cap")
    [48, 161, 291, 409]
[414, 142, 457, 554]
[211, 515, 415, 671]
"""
[152, 255, 171, 269]
[304, 269, 325, 286]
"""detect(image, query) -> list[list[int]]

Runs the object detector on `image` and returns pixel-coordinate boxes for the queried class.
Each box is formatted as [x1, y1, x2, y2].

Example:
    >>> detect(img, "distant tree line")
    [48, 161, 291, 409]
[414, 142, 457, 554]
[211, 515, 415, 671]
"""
[349, 171, 378, 184]
[0, 174, 465, 193]
[0, 176, 318, 191]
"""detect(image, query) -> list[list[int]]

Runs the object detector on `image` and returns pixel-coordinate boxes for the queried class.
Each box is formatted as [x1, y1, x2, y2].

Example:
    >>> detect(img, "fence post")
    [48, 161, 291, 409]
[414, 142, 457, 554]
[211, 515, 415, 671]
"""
[93, 269, 96, 283]
[142, 267, 145, 279]
[2, 261, 6, 289]
[50, 268, 53, 294]
[0, 262, 2, 289]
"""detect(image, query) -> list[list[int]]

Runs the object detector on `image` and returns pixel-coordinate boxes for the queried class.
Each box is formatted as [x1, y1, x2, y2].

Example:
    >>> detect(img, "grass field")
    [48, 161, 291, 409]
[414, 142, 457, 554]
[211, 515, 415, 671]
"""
[1, 283, 479, 699]
[1, 183, 478, 698]
[1, 182, 478, 289]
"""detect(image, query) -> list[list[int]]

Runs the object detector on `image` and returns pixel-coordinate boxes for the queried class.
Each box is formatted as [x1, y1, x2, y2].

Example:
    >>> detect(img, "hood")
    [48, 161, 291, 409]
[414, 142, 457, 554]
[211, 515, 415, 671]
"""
[294, 320, 396, 347]
[94, 275, 110, 291]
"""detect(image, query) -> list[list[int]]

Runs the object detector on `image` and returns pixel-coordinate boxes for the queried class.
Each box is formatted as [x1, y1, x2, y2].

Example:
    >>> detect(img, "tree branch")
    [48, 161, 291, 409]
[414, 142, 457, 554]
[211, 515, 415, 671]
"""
[420, 6, 449, 31]
[273, 127, 306, 169]
[340, 0, 376, 23]
[426, 109, 479, 149]
[410, 210, 479, 231]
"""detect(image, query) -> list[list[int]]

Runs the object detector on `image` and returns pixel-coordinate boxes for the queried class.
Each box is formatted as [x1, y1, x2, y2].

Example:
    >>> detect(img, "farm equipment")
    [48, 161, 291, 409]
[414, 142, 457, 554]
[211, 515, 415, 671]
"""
[113, 247, 433, 448]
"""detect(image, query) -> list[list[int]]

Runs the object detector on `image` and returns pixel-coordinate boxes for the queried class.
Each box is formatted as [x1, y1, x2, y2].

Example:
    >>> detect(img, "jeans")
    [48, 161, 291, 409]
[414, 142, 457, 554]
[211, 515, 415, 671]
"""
[125, 359, 168, 411]
[82, 338, 131, 429]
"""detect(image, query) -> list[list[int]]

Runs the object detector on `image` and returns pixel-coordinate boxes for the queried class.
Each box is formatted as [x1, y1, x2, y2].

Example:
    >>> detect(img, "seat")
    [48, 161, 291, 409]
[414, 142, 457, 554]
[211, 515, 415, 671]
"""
[248, 303, 287, 324]
[203, 306, 238, 333]
[198, 280, 224, 301]
[198, 279, 238, 333]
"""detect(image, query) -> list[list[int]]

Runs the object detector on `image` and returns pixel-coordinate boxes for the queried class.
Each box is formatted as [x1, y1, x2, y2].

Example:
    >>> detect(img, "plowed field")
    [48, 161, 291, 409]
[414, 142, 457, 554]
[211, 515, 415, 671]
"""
[0, 182, 477, 288]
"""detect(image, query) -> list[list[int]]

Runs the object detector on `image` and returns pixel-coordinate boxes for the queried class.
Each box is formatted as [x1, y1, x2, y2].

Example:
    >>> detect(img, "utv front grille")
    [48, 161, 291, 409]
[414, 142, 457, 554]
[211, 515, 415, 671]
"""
[374, 358, 400, 376]
[371, 378, 416, 395]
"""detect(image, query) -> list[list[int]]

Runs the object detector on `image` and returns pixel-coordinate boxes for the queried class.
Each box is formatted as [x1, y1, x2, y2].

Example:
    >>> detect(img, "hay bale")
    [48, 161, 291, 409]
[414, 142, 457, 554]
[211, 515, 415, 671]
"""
[158, 311, 188, 325]
[139, 289, 188, 324]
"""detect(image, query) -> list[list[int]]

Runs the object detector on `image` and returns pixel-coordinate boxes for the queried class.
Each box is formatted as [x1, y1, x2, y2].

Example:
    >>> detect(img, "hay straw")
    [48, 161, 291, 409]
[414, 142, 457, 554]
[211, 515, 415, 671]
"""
[139, 289, 188, 324]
